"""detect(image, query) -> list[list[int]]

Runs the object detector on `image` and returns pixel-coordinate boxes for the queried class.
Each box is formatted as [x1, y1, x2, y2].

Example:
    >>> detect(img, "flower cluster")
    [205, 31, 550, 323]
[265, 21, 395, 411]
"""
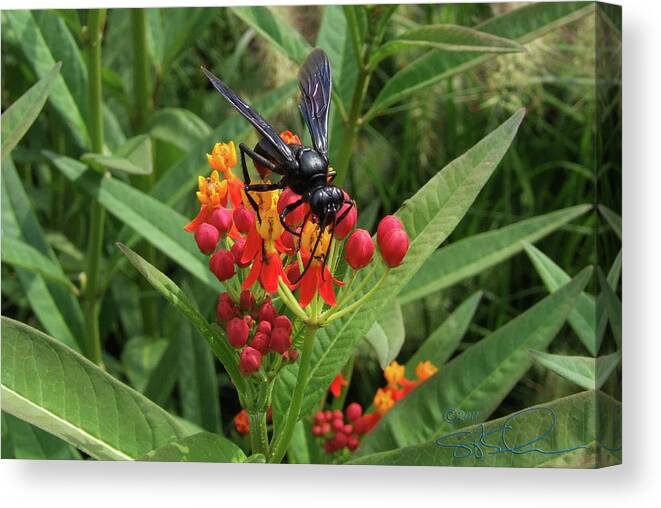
[316, 360, 438, 455]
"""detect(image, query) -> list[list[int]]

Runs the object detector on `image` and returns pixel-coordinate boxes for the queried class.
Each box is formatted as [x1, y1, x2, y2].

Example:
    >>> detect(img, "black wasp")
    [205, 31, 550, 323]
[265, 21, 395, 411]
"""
[201, 49, 354, 275]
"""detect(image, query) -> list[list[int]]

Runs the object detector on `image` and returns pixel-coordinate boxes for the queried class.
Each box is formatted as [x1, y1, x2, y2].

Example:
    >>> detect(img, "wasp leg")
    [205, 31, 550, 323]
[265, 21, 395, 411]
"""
[279, 198, 304, 237]
[239, 143, 278, 222]
[291, 213, 328, 285]
[320, 210, 337, 282]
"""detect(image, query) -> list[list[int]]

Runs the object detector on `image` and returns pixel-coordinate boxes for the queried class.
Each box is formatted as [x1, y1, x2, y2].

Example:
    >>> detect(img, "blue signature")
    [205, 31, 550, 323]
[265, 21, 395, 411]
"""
[435, 406, 620, 460]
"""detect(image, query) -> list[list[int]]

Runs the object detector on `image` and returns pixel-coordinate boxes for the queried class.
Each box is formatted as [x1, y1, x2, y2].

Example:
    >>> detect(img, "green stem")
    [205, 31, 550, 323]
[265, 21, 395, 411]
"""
[322, 269, 390, 324]
[131, 9, 150, 131]
[82, 9, 106, 366]
[269, 324, 318, 463]
[248, 409, 269, 456]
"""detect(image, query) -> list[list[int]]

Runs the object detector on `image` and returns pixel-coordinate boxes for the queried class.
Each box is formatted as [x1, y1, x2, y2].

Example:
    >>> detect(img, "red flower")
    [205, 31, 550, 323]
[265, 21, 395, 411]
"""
[329, 373, 348, 397]
[240, 346, 262, 374]
[379, 227, 410, 268]
[243, 249, 290, 294]
[194, 223, 220, 255]
[234, 409, 250, 435]
[345, 229, 374, 269]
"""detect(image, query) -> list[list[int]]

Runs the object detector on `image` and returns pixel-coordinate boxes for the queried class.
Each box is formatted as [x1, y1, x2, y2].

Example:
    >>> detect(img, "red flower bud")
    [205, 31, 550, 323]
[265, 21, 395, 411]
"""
[195, 223, 219, 255]
[314, 411, 326, 425]
[332, 418, 345, 432]
[243, 315, 255, 329]
[230, 238, 251, 268]
[257, 300, 277, 324]
[250, 331, 269, 354]
[239, 289, 256, 311]
[216, 293, 239, 322]
[283, 348, 299, 362]
[209, 248, 235, 281]
[312, 425, 323, 436]
[353, 416, 368, 435]
[277, 188, 308, 227]
[333, 410, 343, 420]
[345, 229, 374, 269]
[324, 410, 333, 421]
[321, 422, 331, 434]
[345, 402, 363, 422]
[227, 317, 250, 348]
[343, 424, 353, 435]
[233, 206, 255, 234]
[347, 435, 360, 451]
[257, 320, 272, 336]
[273, 315, 292, 334]
[377, 215, 404, 248]
[270, 327, 292, 354]
[331, 432, 348, 449]
[333, 192, 357, 240]
[378, 227, 410, 268]
[239, 346, 262, 374]
[208, 207, 233, 237]
[323, 439, 336, 454]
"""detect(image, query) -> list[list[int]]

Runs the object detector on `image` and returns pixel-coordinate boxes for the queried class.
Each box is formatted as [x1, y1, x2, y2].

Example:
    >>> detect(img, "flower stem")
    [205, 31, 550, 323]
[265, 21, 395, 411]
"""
[269, 323, 318, 463]
[277, 279, 308, 322]
[131, 9, 151, 131]
[322, 269, 390, 324]
[82, 9, 106, 366]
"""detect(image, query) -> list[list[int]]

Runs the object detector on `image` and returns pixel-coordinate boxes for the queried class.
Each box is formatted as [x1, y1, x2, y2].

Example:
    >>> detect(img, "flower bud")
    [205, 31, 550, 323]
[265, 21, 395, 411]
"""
[345, 229, 374, 270]
[250, 331, 269, 354]
[243, 315, 255, 329]
[216, 293, 239, 322]
[284, 348, 299, 362]
[208, 207, 233, 237]
[345, 402, 363, 422]
[209, 248, 235, 281]
[347, 435, 360, 451]
[273, 315, 292, 335]
[377, 215, 404, 248]
[270, 327, 292, 354]
[379, 227, 410, 268]
[234, 409, 250, 435]
[257, 320, 272, 336]
[343, 424, 353, 435]
[333, 192, 357, 240]
[314, 411, 327, 425]
[227, 317, 250, 348]
[312, 425, 323, 436]
[233, 206, 255, 234]
[239, 289, 256, 311]
[230, 238, 251, 268]
[324, 410, 333, 421]
[277, 188, 308, 227]
[332, 418, 345, 432]
[257, 300, 277, 324]
[321, 422, 331, 434]
[323, 439, 336, 454]
[333, 410, 343, 420]
[331, 432, 348, 449]
[195, 223, 219, 255]
[239, 346, 262, 374]
[353, 416, 368, 435]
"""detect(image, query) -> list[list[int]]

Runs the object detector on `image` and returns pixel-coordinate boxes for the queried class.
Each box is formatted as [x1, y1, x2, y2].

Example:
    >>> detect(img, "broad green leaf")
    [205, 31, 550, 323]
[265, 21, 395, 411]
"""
[82, 134, 153, 175]
[400, 205, 591, 304]
[356, 268, 591, 456]
[140, 431, 245, 463]
[1, 236, 79, 295]
[44, 152, 219, 291]
[366, 2, 594, 119]
[608, 249, 622, 289]
[147, 108, 211, 150]
[598, 267, 622, 348]
[369, 24, 525, 69]
[364, 301, 405, 369]
[1, 62, 60, 156]
[350, 391, 621, 468]
[178, 318, 222, 433]
[273, 109, 525, 439]
[523, 242, 597, 355]
[405, 291, 482, 376]
[529, 350, 621, 391]
[4, 11, 89, 147]
[116, 244, 245, 396]
[231, 6, 312, 65]
[121, 336, 180, 406]
[1, 158, 85, 352]
[160, 8, 214, 72]
[1, 317, 192, 460]
[598, 204, 622, 240]
[2, 412, 80, 460]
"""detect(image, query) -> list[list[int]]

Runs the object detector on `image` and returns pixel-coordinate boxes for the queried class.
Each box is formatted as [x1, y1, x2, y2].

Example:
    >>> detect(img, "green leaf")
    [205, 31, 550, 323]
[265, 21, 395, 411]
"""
[523, 242, 597, 355]
[1, 62, 60, 157]
[4, 11, 89, 147]
[44, 151, 219, 291]
[139, 431, 246, 463]
[400, 205, 591, 304]
[147, 108, 211, 150]
[159, 8, 214, 72]
[82, 134, 153, 175]
[273, 109, 525, 438]
[405, 291, 482, 376]
[231, 6, 312, 65]
[369, 24, 525, 69]
[364, 301, 405, 369]
[1, 158, 85, 352]
[356, 268, 591, 456]
[529, 350, 621, 391]
[2, 412, 80, 460]
[116, 243, 246, 396]
[350, 391, 621, 468]
[1, 236, 79, 295]
[366, 2, 594, 119]
[598, 267, 622, 348]
[598, 204, 622, 240]
[1, 317, 192, 460]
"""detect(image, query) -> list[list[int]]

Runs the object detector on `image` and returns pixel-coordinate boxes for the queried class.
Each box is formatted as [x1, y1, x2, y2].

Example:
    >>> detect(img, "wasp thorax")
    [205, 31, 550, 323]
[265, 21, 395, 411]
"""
[298, 148, 327, 177]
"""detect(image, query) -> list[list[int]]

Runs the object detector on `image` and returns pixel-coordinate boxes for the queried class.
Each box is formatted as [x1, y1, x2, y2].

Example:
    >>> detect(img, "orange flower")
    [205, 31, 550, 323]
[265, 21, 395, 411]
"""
[207, 141, 243, 208]
[329, 373, 348, 397]
[416, 361, 438, 382]
[384, 361, 405, 389]
[374, 388, 395, 415]
[293, 220, 343, 307]
[184, 170, 228, 232]
[234, 409, 250, 435]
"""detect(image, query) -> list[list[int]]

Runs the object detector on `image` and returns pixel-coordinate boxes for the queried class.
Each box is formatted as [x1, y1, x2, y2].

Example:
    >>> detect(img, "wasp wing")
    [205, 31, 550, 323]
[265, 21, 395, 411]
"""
[298, 48, 332, 157]
[201, 66, 295, 164]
